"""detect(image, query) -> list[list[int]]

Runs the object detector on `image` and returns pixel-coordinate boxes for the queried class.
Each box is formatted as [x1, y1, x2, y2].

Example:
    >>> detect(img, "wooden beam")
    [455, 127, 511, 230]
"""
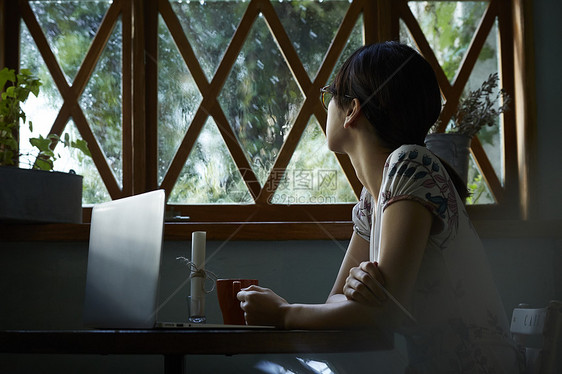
[132, 0, 147, 194]
[1, 0, 20, 71]
[511, 0, 537, 220]
[122, 0, 133, 196]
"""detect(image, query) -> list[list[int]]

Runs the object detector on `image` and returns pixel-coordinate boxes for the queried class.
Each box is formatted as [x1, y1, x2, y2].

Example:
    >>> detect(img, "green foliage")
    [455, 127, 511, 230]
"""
[0, 67, 90, 170]
[0, 67, 42, 166]
[29, 133, 91, 171]
[412, 2, 489, 81]
[466, 172, 492, 205]
[19, 1, 114, 188]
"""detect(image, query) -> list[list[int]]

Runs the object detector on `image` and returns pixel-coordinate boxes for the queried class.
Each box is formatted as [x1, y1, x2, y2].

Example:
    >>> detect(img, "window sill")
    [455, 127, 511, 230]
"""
[0, 221, 354, 241]
[1, 219, 561, 242]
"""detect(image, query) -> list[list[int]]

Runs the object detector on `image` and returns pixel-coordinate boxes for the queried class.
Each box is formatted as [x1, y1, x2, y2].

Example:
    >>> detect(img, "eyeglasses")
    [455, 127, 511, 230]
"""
[320, 85, 334, 110]
[320, 85, 353, 110]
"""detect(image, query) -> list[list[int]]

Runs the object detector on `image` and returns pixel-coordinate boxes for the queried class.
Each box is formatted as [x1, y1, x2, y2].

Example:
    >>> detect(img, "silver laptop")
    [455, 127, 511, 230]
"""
[83, 190, 273, 329]
[83, 190, 166, 329]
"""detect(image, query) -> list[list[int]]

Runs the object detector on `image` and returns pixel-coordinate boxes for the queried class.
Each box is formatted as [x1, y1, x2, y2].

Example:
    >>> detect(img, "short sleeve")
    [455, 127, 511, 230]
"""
[352, 188, 373, 242]
[380, 145, 460, 234]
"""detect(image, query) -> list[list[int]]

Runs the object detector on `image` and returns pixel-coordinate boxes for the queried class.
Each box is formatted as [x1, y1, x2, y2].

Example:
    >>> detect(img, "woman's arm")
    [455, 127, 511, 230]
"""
[237, 232, 387, 329]
[346, 200, 432, 326]
[287, 199, 432, 329]
[237, 285, 379, 329]
[326, 232, 370, 303]
[237, 200, 432, 330]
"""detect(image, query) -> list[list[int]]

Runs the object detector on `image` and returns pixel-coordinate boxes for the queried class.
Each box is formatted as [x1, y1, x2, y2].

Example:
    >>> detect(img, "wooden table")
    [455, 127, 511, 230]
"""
[0, 328, 392, 374]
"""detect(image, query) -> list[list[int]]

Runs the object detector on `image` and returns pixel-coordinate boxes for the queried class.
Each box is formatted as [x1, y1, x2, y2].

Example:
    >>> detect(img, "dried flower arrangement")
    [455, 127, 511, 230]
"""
[434, 72, 511, 138]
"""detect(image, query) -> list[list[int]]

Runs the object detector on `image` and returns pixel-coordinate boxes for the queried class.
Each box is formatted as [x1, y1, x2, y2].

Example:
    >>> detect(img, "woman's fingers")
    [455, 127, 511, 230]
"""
[344, 262, 388, 306]
[361, 261, 385, 285]
[235, 286, 287, 327]
[344, 275, 378, 306]
[359, 261, 388, 302]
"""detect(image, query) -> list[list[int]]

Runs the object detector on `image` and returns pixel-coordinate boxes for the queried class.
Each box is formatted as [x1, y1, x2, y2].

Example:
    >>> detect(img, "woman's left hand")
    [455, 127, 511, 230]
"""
[236, 285, 289, 327]
[343, 261, 387, 306]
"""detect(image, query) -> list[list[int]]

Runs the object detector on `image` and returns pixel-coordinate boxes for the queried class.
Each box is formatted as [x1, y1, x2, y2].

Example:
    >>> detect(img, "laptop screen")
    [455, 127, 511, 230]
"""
[83, 190, 165, 329]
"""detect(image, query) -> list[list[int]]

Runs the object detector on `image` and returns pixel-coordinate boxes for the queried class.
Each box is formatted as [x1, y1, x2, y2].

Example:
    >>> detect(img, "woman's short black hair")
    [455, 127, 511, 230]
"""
[331, 41, 469, 199]
[331, 41, 442, 148]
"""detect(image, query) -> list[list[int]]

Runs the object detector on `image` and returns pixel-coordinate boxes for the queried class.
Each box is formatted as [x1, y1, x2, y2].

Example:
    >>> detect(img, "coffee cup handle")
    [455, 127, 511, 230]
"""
[233, 281, 242, 298]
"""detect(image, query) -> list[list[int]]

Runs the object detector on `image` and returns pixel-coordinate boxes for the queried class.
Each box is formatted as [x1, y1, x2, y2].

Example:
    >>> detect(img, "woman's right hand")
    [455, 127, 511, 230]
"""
[343, 261, 387, 306]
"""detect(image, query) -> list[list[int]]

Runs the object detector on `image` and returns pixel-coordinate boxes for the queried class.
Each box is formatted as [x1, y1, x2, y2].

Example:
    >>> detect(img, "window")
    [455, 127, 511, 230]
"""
[2, 0, 532, 239]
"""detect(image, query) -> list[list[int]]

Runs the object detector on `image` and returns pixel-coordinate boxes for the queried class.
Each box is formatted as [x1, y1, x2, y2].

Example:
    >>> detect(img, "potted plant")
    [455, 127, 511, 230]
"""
[0, 67, 90, 223]
[425, 72, 511, 185]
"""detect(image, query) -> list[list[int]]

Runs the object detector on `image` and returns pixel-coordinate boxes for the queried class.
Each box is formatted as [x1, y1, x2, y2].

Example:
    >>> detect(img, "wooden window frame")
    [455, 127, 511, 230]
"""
[0, 0, 536, 241]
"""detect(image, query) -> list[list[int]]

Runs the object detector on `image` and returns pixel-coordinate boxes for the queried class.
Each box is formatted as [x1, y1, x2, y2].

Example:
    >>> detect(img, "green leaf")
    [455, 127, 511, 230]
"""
[71, 139, 91, 157]
[0, 67, 15, 91]
[29, 135, 52, 153]
[5, 86, 15, 98]
[33, 157, 53, 171]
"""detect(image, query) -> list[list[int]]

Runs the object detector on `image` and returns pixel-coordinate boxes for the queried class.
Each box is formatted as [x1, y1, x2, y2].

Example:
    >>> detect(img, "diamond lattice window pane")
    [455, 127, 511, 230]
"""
[157, 14, 203, 184]
[19, 22, 64, 169]
[218, 14, 304, 186]
[271, 118, 357, 204]
[407, 1, 489, 82]
[79, 17, 123, 187]
[20, 18, 110, 204]
[466, 154, 495, 205]
[400, 19, 418, 51]
[170, 0, 248, 80]
[272, 0, 351, 79]
[463, 19, 503, 185]
[327, 13, 364, 85]
[61, 120, 111, 204]
[29, 0, 111, 84]
[169, 118, 253, 204]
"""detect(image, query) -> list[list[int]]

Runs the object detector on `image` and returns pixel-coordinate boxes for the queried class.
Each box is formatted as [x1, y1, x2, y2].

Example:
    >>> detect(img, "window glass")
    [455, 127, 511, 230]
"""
[15, 0, 514, 212]
[79, 17, 124, 188]
[170, 0, 247, 80]
[403, 1, 501, 205]
[19, 1, 115, 205]
[464, 19, 502, 204]
[62, 121, 111, 204]
[407, 1, 489, 82]
[19, 23, 64, 169]
[270, 13, 364, 205]
[28, 0, 110, 84]
[327, 13, 364, 84]
[272, 0, 351, 79]
[272, 118, 357, 205]
[168, 118, 253, 204]
[218, 14, 304, 187]
[157, 14, 202, 184]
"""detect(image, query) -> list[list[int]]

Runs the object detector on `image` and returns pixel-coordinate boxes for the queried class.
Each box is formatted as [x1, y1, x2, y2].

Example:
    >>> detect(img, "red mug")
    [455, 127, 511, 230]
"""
[216, 279, 258, 325]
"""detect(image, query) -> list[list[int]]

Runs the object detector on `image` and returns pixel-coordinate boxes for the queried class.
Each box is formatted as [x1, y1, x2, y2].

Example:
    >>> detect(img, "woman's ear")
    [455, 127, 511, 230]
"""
[344, 98, 362, 128]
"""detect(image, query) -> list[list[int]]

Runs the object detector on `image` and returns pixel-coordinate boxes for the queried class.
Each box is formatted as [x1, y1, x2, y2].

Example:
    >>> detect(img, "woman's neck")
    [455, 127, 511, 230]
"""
[346, 135, 392, 202]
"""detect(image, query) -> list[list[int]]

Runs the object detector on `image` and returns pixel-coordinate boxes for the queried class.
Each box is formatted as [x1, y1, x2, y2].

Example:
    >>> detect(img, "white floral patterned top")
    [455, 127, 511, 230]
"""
[352, 144, 523, 373]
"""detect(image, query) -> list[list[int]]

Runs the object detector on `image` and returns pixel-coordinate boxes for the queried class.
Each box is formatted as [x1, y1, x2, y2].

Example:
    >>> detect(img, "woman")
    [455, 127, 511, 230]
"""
[237, 42, 522, 373]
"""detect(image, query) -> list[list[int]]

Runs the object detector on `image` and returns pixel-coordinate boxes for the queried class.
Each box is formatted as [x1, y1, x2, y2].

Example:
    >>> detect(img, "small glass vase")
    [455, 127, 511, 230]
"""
[187, 295, 206, 324]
